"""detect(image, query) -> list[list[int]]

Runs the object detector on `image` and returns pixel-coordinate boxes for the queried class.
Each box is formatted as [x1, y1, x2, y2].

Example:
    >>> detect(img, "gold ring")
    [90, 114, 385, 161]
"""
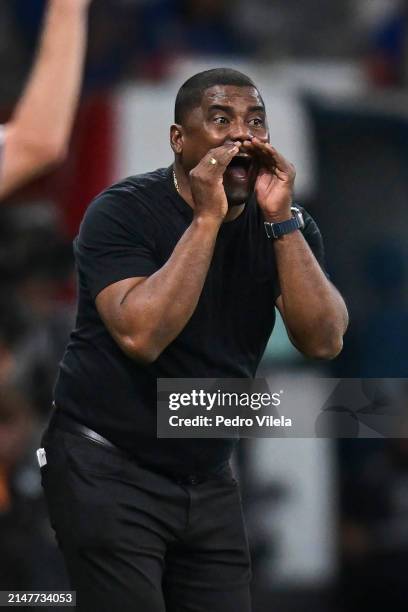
[209, 157, 217, 166]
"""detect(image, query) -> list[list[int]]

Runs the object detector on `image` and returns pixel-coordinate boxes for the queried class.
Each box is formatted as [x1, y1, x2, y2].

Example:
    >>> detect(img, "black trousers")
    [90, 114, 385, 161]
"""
[40, 426, 252, 612]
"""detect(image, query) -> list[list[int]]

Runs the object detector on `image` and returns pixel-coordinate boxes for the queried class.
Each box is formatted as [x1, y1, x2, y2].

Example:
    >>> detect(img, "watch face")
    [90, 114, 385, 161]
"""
[291, 206, 304, 229]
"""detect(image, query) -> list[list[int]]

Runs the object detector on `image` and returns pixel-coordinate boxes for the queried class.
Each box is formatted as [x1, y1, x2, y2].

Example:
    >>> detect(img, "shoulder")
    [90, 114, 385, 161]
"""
[293, 203, 318, 226]
[82, 167, 170, 226]
[90, 166, 170, 210]
[295, 204, 328, 269]
[77, 167, 171, 248]
[294, 204, 323, 240]
[108, 167, 170, 200]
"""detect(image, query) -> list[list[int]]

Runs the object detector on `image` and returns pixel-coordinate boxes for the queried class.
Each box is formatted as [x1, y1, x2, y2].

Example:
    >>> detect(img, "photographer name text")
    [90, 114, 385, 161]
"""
[169, 415, 292, 428]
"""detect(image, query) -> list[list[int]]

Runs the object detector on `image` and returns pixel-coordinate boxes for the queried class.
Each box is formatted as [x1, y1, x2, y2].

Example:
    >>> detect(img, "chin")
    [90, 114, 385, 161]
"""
[224, 174, 257, 206]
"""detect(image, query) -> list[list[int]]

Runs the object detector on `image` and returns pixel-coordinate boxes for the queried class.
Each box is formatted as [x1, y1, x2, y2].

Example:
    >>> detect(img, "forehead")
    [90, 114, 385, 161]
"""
[201, 84, 264, 110]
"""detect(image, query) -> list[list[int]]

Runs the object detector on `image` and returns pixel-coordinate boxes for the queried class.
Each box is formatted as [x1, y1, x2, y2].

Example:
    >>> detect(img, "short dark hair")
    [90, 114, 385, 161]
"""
[174, 68, 260, 125]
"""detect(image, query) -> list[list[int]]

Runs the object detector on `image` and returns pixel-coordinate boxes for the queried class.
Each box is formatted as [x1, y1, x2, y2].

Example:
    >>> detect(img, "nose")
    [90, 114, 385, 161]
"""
[228, 119, 253, 143]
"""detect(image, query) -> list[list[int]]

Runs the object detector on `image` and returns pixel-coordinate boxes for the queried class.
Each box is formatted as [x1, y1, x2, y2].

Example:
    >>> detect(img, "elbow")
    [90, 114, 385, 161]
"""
[17, 140, 68, 179]
[120, 334, 161, 364]
[304, 336, 344, 361]
[294, 314, 347, 361]
[34, 140, 68, 169]
[11, 122, 69, 172]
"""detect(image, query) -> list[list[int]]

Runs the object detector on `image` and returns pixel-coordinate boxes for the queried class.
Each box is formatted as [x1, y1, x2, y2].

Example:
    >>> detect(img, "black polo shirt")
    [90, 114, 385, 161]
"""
[54, 166, 327, 474]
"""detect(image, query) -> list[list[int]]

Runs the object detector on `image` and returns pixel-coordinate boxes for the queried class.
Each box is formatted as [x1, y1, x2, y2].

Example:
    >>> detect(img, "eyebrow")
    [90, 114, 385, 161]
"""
[207, 104, 265, 114]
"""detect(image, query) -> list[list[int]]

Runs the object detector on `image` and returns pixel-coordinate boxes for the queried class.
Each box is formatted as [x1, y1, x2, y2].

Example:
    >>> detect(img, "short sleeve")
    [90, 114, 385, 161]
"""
[298, 205, 330, 278]
[75, 190, 159, 300]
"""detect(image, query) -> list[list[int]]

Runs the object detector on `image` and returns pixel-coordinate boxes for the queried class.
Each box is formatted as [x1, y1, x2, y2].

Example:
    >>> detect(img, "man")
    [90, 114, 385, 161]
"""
[0, 0, 93, 200]
[40, 68, 349, 611]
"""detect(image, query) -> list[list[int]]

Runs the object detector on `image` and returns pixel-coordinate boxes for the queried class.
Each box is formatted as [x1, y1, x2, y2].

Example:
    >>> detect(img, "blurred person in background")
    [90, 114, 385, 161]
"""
[40, 68, 348, 611]
[232, 0, 352, 59]
[0, 0, 93, 201]
[358, 0, 408, 87]
[341, 437, 408, 612]
[0, 299, 25, 388]
[332, 242, 408, 378]
[0, 200, 77, 418]
[0, 385, 67, 592]
[138, 0, 251, 78]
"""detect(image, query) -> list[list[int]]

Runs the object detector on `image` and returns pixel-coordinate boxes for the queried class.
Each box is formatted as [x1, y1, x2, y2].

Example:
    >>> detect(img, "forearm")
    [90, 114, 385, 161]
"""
[13, 1, 89, 155]
[275, 231, 348, 359]
[0, 1, 90, 199]
[119, 216, 221, 361]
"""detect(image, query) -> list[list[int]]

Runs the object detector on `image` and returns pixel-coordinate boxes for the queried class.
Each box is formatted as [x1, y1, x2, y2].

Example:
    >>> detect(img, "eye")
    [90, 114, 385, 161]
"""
[213, 116, 229, 125]
[249, 117, 264, 128]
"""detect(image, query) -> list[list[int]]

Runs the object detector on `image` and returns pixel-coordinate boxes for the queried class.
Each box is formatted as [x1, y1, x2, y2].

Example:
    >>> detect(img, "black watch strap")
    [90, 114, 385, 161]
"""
[264, 206, 304, 239]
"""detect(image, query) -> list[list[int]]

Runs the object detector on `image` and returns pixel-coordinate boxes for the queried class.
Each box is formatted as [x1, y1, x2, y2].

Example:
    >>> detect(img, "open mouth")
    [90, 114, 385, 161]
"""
[225, 154, 254, 182]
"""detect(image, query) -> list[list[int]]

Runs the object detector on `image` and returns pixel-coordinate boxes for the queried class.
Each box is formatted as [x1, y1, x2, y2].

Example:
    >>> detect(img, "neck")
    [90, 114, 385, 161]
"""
[173, 163, 246, 223]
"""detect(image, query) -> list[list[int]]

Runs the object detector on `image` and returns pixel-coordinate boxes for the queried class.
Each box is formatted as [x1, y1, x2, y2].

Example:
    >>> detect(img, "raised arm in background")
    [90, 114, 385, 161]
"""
[0, 0, 93, 200]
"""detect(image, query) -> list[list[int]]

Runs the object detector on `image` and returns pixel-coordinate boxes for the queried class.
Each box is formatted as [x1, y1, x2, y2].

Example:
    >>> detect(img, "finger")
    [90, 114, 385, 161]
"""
[240, 140, 270, 168]
[247, 138, 275, 165]
[241, 140, 256, 153]
[250, 138, 275, 158]
[251, 139, 292, 174]
[203, 141, 241, 172]
[264, 144, 292, 173]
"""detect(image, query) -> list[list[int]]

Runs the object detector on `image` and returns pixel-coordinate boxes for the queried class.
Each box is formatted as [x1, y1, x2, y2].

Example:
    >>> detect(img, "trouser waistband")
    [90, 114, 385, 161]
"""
[46, 408, 229, 486]
[47, 409, 130, 457]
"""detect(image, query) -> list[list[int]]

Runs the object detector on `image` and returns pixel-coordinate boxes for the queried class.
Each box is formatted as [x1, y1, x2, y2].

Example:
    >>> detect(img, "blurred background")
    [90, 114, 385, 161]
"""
[1, 0, 408, 610]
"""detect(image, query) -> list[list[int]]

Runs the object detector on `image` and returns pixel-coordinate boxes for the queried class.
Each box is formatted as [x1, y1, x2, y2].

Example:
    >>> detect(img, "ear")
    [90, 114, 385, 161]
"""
[170, 124, 184, 155]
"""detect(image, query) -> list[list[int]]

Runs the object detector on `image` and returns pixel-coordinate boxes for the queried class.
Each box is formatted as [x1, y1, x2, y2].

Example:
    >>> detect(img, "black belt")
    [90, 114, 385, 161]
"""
[47, 409, 130, 458]
[46, 408, 222, 486]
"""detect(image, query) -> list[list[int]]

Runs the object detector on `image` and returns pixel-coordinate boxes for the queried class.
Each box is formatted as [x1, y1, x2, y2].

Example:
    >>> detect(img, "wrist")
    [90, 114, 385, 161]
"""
[263, 208, 292, 223]
[264, 205, 304, 239]
[192, 214, 223, 232]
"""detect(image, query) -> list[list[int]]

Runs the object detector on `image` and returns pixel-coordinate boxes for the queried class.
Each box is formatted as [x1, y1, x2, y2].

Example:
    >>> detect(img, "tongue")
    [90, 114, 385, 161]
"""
[226, 164, 248, 180]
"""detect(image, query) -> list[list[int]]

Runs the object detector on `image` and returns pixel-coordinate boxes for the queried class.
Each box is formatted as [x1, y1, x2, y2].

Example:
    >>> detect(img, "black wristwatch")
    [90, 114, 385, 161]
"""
[264, 206, 305, 239]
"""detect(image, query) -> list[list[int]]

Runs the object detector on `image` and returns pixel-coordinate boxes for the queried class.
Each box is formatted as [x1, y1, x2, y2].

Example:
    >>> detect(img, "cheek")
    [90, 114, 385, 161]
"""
[182, 141, 218, 164]
[207, 128, 231, 146]
[186, 125, 227, 148]
[180, 127, 230, 168]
